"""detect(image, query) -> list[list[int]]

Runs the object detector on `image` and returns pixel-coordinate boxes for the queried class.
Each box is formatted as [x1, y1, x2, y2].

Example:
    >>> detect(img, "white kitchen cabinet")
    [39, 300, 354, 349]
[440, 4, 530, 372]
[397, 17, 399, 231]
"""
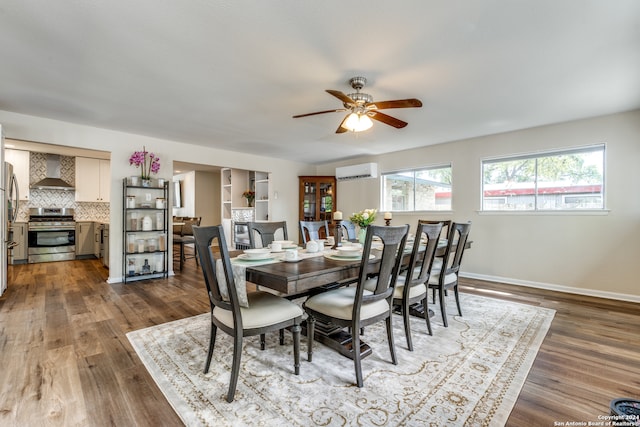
[75, 221, 95, 257]
[4, 148, 30, 201]
[75, 157, 110, 202]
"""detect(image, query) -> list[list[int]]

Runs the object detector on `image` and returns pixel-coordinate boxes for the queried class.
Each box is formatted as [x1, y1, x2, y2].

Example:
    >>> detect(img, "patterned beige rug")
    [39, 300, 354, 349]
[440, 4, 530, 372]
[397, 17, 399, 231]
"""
[127, 293, 554, 426]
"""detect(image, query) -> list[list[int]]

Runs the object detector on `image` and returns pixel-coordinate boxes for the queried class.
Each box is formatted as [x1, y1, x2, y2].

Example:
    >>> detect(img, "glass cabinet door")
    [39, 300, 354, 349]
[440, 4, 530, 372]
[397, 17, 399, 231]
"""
[299, 176, 337, 223]
[301, 180, 317, 221]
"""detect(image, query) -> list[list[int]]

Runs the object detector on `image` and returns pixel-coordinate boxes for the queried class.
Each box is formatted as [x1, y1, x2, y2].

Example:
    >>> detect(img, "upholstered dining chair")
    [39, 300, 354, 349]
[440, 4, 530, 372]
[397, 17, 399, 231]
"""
[427, 221, 472, 327]
[303, 224, 410, 387]
[340, 219, 357, 240]
[247, 221, 288, 248]
[299, 220, 330, 244]
[192, 225, 303, 403]
[388, 222, 443, 351]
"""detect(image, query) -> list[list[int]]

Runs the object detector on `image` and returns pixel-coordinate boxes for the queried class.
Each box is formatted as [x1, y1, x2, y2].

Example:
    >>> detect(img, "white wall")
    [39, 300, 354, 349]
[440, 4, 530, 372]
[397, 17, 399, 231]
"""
[317, 110, 640, 301]
[0, 110, 315, 282]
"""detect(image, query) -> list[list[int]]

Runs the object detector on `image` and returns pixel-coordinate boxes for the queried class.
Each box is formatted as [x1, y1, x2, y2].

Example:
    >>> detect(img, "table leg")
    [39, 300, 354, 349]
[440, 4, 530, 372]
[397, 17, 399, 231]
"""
[406, 303, 435, 319]
[302, 320, 372, 360]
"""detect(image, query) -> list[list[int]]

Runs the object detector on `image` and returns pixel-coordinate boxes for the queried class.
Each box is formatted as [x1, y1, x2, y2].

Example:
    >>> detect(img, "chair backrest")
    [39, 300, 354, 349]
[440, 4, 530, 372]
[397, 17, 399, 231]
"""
[192, 225, 242, 327]
[354, 224, 409, 316]
[182, 217, 202, 236]
[340, 219, 357, 240]
[418, 219, 451, 240]
[403, 222, 443, 293]
[247, 221, 288, 248]
[299, 220, 330, 244]
[440, 222, 472, 278]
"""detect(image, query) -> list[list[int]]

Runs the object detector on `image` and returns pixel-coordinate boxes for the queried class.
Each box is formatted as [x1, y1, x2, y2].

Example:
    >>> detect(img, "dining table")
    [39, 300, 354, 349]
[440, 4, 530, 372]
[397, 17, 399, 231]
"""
[228, 237, 472, 360]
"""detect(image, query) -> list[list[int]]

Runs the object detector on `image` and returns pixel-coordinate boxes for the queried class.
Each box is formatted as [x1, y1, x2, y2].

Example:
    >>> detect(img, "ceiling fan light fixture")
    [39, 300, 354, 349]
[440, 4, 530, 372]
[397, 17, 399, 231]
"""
[343, 113, 373, 132]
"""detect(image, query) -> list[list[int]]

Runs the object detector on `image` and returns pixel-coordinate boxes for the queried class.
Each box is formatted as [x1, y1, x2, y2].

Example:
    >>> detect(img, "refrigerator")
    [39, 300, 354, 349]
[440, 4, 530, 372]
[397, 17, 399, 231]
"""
[1, 124, 20, 296]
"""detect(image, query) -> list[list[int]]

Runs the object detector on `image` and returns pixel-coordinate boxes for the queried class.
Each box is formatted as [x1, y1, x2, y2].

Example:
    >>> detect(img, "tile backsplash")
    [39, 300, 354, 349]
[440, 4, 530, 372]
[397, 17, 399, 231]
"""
[14, 153, 110, 223]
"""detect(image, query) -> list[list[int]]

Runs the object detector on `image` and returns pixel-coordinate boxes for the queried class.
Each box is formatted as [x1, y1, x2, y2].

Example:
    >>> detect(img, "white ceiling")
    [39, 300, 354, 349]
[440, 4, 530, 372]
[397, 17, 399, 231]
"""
[1, 1, 639, 165]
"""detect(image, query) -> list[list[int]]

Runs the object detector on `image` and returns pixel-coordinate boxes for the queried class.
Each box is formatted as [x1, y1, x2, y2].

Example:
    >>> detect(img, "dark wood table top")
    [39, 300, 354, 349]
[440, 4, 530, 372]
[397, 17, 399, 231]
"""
[246, 254, 362, 295]
[245, 240, 471, 296]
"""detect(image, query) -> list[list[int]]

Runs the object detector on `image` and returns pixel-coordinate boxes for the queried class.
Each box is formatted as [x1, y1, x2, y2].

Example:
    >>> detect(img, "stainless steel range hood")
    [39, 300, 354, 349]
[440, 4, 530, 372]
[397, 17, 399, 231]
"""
[30, 154, 75, 191]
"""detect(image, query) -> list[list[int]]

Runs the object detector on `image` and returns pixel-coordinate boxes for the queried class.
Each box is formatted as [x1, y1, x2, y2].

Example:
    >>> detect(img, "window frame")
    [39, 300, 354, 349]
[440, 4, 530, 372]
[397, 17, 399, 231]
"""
[380, 163, 453, 213]
[480, 144, 606, 213]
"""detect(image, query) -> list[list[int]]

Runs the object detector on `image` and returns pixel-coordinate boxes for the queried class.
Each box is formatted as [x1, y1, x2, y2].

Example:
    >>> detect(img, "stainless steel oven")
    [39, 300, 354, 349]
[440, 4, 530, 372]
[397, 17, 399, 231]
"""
[28, 208, 76, 263]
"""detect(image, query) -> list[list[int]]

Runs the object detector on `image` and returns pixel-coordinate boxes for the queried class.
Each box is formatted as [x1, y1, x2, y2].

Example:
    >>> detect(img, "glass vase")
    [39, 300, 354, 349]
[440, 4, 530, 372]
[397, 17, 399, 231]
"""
[358, 227, 367, 245]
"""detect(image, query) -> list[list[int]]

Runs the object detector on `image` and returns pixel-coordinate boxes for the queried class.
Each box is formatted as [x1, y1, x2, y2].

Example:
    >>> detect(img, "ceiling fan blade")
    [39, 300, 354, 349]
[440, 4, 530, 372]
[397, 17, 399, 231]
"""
[336, 115, 349, 133]
[368, 111, 408, 128]
[366, 98, 422, 110]
[326, 90, 355, 105]
[292, 109, 346, 118]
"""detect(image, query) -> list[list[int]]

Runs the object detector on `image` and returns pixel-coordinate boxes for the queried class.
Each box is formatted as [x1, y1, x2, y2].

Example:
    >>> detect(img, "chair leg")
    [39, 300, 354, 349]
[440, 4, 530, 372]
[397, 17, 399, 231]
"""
[260, 333, 266, 350]
[279, 329, 285, 345]
[402, 300, 413, 351]
[292, 323, 301, 375]
[386, 315, 397, 365]
[423, 296, 433, 336]
[227, 333, 243, 403]
[307, 316, 315, 362]
[204, 323, 217, 373]
[453, 284, 462, 316]
[353, 325, 364, 387]
[439, 287, 448, 327]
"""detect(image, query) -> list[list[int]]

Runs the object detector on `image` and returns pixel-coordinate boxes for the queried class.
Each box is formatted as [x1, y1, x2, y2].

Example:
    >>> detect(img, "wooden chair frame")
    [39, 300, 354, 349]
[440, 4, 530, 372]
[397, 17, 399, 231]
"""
[193, 225, 302, 402]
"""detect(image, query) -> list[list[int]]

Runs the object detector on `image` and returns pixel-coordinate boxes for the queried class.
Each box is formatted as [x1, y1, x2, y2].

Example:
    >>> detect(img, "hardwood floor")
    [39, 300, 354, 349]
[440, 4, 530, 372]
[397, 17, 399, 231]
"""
[1, 258, 638, 426]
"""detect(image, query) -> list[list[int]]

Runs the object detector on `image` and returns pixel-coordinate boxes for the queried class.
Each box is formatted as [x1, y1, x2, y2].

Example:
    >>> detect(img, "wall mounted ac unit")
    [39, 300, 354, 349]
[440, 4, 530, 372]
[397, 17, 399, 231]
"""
[335, 163, 378, 180]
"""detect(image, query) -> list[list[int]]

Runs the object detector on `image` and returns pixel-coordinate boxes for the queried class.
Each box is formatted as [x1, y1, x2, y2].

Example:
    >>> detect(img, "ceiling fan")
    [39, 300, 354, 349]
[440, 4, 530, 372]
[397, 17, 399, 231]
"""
[292, 76, 422, 133]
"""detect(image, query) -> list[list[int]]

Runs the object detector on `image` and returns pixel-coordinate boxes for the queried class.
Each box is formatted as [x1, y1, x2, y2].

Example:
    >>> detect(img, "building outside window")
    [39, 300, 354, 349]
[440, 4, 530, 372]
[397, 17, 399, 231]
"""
[482, 144, 605, 211]
[381, 165, 452, 212]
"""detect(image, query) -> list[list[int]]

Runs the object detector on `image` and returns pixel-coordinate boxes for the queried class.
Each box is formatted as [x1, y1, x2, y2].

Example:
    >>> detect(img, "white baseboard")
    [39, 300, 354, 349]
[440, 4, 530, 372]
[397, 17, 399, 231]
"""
[460, 272, 640, 304]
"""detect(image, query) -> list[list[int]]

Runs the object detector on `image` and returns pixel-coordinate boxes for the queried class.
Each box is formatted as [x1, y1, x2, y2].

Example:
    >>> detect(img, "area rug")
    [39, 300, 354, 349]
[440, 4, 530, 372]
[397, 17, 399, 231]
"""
[127, 294, 555, 426]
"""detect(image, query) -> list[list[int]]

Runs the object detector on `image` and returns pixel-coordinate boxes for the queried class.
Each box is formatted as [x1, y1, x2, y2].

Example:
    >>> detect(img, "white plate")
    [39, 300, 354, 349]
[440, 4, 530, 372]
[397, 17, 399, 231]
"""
[324, 253, 375, 261]
[283, 258, 303, 263]
[237, 254, 274, 261]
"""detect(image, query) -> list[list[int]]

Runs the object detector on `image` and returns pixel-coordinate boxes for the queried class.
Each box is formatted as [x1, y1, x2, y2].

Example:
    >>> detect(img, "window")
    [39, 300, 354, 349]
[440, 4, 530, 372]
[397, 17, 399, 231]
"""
[482, 145, 605, 211]
[381, 165, 452, 212]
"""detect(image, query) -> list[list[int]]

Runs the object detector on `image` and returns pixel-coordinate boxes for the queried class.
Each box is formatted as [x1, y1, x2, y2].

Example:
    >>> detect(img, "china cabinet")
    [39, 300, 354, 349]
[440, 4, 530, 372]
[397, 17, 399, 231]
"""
[298, 176, 336, 238]
[122, 178, 168, 282]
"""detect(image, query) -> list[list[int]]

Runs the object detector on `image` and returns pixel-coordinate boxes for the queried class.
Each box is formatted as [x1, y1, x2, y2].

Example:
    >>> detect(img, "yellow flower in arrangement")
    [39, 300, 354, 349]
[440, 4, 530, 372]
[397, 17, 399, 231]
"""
[349, 208, 377, 228]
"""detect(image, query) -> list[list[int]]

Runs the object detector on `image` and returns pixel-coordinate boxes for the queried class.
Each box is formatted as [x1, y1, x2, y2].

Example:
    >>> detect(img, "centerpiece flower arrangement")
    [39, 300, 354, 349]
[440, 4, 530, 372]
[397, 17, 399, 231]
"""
[242, 190, 255, 207]
[350, 208, 377, 243]
[129, 146, 160, 184]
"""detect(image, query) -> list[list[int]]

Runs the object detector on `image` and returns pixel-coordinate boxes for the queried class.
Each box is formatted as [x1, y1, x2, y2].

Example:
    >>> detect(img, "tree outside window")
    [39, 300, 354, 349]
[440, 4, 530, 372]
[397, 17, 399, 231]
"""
[482, 145, 605, 211]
